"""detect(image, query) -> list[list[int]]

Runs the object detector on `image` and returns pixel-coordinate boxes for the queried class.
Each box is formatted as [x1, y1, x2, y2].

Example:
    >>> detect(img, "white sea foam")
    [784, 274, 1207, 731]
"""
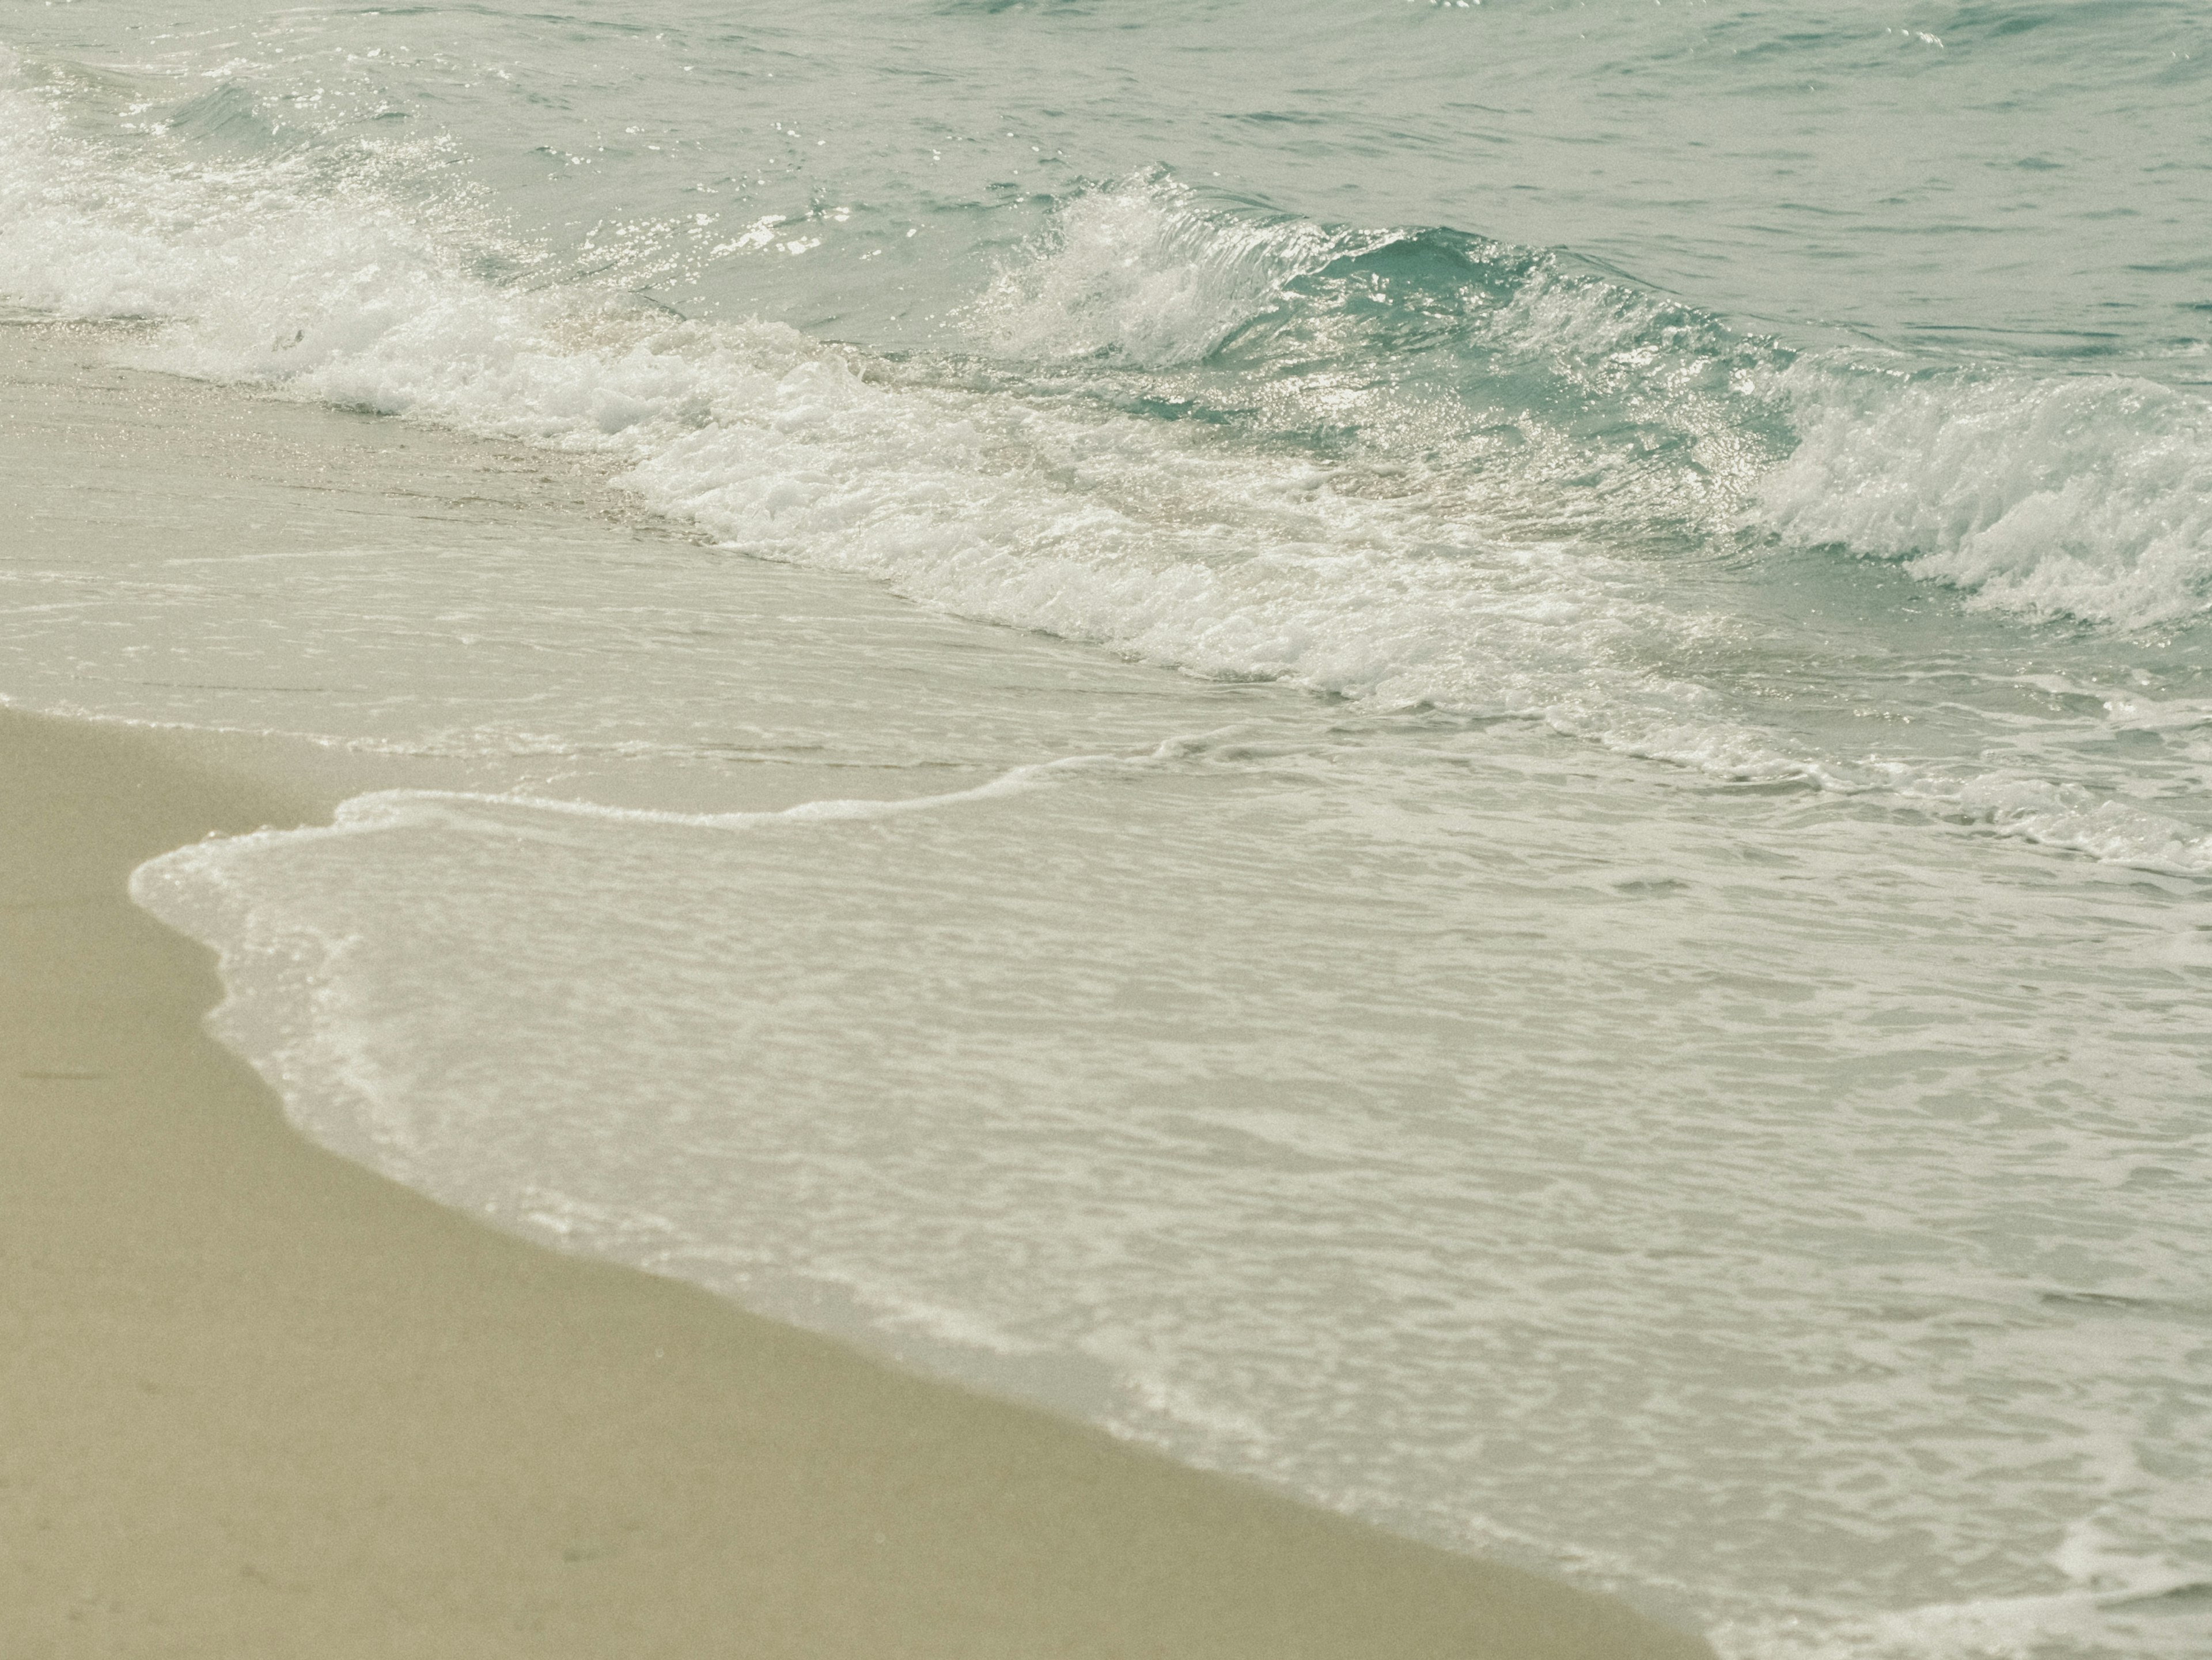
[0, 62, 2194, 788]
[315, 752, 1092, 835]
[1755, 358, 2212, 629]
[16, 22, 2212, 1660]
[4, 59, 2207, 880]
[967, 174, 1391, 366]
[129, 740, 2212, 1660]
[0, 78, 1707, 723]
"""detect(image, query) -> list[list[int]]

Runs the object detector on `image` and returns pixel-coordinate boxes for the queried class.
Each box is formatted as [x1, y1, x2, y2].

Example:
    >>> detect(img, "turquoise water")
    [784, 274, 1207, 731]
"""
[3, 5, 2209, 1656]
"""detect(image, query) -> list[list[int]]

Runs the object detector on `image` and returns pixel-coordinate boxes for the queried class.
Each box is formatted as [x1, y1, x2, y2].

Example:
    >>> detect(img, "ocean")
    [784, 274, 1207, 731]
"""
[2, 2, 2208, 1654]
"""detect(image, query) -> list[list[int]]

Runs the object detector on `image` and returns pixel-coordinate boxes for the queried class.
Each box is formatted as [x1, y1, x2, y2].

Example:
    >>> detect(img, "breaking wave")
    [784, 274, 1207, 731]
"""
[3, 47, 2207, 872]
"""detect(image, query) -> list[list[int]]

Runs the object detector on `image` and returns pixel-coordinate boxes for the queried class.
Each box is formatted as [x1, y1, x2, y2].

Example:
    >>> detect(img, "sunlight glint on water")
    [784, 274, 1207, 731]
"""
[3, 4, 2209, 1655]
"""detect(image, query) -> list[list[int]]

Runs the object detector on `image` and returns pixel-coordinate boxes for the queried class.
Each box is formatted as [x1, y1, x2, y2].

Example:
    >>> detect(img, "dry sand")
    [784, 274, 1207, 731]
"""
[0, 322, 1715, 1659]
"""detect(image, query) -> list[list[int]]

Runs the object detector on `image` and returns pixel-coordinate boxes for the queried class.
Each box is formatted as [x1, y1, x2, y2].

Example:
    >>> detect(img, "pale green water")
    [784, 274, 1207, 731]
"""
[3, 5, 2209, 1655]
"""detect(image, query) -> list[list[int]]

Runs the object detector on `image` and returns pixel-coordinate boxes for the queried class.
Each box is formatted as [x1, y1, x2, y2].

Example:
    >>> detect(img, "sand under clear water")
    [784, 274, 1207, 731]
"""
[3, 6, 2209, 1655]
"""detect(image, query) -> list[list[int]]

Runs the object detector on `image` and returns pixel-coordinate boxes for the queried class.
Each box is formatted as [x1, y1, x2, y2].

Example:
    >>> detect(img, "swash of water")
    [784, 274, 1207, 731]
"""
[2, 4, 2208, 1655]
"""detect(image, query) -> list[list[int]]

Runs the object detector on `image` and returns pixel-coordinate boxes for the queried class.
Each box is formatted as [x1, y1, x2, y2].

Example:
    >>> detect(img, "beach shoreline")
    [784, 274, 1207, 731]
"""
[5, 3, 2207, 1647]
[0, 346, 1714, 1655]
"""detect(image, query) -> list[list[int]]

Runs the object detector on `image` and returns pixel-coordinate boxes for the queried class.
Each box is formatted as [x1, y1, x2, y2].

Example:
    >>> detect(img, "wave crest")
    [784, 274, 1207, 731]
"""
[3, 60, 2207, 872]
[967, 174, 1388, 367]
[1755, 360, 2212, 629]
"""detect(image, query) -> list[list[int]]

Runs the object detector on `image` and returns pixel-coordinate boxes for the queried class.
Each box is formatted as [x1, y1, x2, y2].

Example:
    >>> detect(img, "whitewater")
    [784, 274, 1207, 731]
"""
[2, 3, 2207, 1656]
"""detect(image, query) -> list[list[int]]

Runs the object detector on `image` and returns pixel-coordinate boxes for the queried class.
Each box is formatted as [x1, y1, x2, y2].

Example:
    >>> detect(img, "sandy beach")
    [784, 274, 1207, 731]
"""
[6, 6, 2207, 1650]
[0, 327, 1715, 1658]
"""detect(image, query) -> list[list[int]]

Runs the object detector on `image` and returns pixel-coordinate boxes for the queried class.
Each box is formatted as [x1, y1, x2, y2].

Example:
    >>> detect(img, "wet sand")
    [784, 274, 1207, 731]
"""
[0, 706, 1718, 1659]
[0, 320, 1714, 1658]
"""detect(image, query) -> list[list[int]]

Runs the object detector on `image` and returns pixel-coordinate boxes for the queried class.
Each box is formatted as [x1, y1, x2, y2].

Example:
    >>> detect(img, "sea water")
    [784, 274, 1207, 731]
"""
[2, 4, 2208, 1655]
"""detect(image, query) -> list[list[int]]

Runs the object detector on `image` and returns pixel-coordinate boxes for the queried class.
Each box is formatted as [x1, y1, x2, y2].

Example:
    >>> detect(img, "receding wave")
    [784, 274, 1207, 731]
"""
[3, 50, 2207, 871]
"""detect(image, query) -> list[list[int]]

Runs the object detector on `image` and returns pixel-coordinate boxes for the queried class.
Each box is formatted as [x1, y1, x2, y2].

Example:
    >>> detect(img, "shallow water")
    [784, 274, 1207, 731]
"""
[3, 5, 2209, 1656]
